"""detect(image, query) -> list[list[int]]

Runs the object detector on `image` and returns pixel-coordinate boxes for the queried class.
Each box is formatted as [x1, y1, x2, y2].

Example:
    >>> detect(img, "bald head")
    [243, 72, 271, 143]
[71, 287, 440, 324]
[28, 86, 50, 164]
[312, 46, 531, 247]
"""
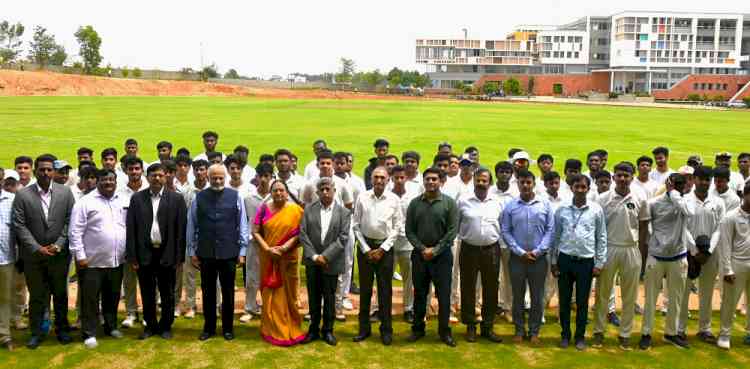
[371, 166, 389, 195]
[208, 163, 226, 191]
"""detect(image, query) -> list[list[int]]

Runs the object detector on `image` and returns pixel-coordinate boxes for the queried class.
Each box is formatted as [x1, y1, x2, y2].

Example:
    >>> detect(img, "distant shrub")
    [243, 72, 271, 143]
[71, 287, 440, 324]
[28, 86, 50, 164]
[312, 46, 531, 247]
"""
[686, 93, 701, 102]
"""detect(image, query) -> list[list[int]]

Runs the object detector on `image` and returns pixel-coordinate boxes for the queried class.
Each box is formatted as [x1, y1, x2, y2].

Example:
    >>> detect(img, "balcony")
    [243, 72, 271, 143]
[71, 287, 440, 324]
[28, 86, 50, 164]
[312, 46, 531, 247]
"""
[696, 42, 715, 51]
[718, 43, 736, 51]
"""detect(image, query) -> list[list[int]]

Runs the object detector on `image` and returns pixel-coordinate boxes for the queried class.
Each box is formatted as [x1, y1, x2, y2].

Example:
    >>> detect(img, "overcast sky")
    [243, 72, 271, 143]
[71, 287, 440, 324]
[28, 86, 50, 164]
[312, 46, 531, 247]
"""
[5, 1, 748, 78]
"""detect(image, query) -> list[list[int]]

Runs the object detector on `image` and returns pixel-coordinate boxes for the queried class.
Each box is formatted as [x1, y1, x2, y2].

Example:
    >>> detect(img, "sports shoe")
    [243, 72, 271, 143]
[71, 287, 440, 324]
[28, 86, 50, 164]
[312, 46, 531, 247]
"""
[108, 329, 124, 339]
[121, 314, 137, 328]
[618, 336, 632, 351]
[559, 337, 570, 348]
[591, 332, 604, 348]
[697, 331, 717, 343]
[664, 334, 689, 349]
[239, 313, 253, 323]
[342, 299, 354, 311]
[717, 336, 730, 350]
[84, 337, 98, 349]
[639, 335, 652, 350]
[184, 310, 195, 319]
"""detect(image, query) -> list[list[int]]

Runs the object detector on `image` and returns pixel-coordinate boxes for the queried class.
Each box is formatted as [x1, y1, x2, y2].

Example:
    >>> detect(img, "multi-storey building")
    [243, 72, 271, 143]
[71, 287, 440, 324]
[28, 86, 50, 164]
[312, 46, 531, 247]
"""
[416, 11, 750, 101]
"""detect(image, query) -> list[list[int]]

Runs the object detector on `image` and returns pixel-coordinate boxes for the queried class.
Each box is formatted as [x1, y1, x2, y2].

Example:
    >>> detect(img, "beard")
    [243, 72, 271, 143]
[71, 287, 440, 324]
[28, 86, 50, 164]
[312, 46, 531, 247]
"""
[210, 184, 224, 191]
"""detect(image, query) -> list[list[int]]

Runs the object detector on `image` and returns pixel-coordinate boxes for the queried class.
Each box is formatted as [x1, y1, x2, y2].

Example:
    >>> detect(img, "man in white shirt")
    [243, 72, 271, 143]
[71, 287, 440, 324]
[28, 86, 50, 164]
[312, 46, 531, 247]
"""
[492, 160, 517, 321]
[592, 162, 650, 351]
[535, 154, 555, 196]
[225, 155, 256, 200]
[193, 131, 226, 163]
[559, 159, 583, 199]
[737, 153, 750, 193]
[632, 156, 659, 200]
[390, 165, 419, 323]
[539, 171, 569, 312]
[640, 173, 694, 350]
[677, 166, 724, 343]
[117, 157, 149, 329]
[649, 146, 674, 185]
[712, 167, 741, 212]
[717, 182, 750, 349]
[301, 151, 354, 210]
[457, 168, 503, 343]
[69, 164, 98, 202]
[14, 156, 35, 189]
[583, 151, 603, 183]
[173, 155, 192, 195]
[0, 187, 16, 350]
[714, 152, 745, 196]
[303, 139, 328, 181]
[232, 145, 256, 185]
[274, 149, 304, 203]
[401, 151, 424, 195]
[352, 167, 402, 345]
[69, 169, 129, 348]
[334, 152, 362, 311]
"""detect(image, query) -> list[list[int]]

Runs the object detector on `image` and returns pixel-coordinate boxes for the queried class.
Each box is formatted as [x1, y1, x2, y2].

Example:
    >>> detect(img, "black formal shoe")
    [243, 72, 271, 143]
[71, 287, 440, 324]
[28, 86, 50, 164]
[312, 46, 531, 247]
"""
[406, 332, 425, 343]
[198, 332, 214, 341]
[441, 334, 457, 347]
[481, 330, 503, 343]
[466, 325, 477, 343]
[381, 334, 393, 346]
[352, 332, 371, 342]
[323, 332, 337, 346]
[223, 332, 235, 341]
[26, 336, 41, 350]
[139, 330, 157, 340]
[301, 333, 320, 344]
[57, 332, 73, 345]
[404, 311, 415, 324]
[160, 331, 173, 340]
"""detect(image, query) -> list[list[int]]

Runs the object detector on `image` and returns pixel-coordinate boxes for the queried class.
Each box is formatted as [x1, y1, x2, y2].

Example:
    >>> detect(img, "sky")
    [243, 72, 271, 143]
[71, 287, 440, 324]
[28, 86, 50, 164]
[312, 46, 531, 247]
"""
[4, 1, 748, 78]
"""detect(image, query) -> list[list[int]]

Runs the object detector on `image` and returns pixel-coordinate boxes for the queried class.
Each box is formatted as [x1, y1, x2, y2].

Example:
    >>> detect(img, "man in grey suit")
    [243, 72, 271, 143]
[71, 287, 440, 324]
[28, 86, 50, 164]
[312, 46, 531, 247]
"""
[299, 177, 350, 346]
[12, 154, 75, 349]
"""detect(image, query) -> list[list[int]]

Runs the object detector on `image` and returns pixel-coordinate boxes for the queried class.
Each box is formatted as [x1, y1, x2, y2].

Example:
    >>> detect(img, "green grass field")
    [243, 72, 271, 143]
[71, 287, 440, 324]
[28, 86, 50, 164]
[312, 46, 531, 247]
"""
[1, 97, 750, 368]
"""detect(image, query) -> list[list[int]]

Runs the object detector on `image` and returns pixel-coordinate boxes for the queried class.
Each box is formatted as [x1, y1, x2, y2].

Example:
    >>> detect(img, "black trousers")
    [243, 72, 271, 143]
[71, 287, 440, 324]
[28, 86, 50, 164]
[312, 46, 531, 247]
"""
[136, 249, 177, 333]
[357, 245, 394, 335]
[80, 265, 123, 339]
[412, 248, 452, 337]
[24, 253, 71, 337]
[199, 257, 236, 335]
[459, 242, 500, 330]
[557, 253, 595, 340]
[305, 265, 338, 335]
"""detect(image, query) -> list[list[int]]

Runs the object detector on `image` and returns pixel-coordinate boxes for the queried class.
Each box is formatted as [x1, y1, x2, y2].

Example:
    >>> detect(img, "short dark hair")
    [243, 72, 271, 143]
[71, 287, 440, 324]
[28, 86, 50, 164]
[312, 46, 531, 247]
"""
[694, 165, 713, 180]
[274, 149, 293, 160]
[192, 159, 209, 170]
[423, 166, 445, 179]
[738, 152, 750, 161]
[595, 170, 611, 180]
[587, 151, 601, 160]
[157, 141, 172, 150]
[636, 156, 653, 166]
[224, 154, 244, 168]
[176, 147, 190, 157]
[233, 145, 249, 154]
[373, 138, 389, 148]
[537, 153, 553, 163]
[402, 151, 421, 163]
[202, 131, 219, 139]
[316, 150, 334, 163]
[313, 139, 326, 147]
[614, 162, 635, 174]
[669, 173, 686, 187]
[34, 154, 57, 168]
[384, 154, 399, 163]
[437, 142, 452, 150]
[333, 151, 348, 161]
[595, 149, 608, 157]
[494, 160, 513, 174]
[564, 159, 582, 171]
[78, 166, 97, 179]
[390, 165, 406, 175]
[507, 148, 523, 159]
[96, 168, 117, 180]
[259, 154, 274, 163]
[206, 151, 223, 161]
[147, 163, 165, 175]
[652, 146, 669, 157]
[255, 162, 275, 176]
[14, 156, 33, 166]
[161, 160, 176, 173]
[464, 146, 478, 154]
[77, 147, 94, 157]
[713, 166, 731, 180]
[78, 160, 96, 170]
[101, 147, 118, 159]
[124, 156, 143, 170]
[516, 169, 535, 181]
[474, 168, 493, 184]
[543, 171, 560, 182]
[433, 154, 451, 164]
[175, 154, 192, 166]
[570, 174, 591, 187]
[125, 138, 138, 147]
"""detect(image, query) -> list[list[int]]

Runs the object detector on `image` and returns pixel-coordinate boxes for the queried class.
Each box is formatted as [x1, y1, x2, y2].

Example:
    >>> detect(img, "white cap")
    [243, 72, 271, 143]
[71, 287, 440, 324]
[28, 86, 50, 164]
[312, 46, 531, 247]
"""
[678, 165, 695, 175]
[3, 169, 20, 181]
[512, 151, 531, 163]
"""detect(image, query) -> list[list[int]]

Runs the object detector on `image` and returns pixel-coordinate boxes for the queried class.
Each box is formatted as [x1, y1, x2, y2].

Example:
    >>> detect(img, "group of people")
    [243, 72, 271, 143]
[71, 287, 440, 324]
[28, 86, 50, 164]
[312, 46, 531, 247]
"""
[1, 132, 750, 353]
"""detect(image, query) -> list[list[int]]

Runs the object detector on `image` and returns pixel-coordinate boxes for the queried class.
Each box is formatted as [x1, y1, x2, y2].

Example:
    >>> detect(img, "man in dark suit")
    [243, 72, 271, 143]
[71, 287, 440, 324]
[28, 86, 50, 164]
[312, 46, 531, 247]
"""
[186, 164, 249, 341]
[299, 177, 350, 346]
[126, 163, 187, 340]
[12, 154, 75, 349]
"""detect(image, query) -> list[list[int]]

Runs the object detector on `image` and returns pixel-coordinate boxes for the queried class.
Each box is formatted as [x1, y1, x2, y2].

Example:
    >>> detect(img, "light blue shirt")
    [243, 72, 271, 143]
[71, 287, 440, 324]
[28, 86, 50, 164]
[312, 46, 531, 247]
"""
[501, 196, 554, 257]
[0, 191, 16, 265]
[186, 188, 249, 258]
[552, 200, 608, 269]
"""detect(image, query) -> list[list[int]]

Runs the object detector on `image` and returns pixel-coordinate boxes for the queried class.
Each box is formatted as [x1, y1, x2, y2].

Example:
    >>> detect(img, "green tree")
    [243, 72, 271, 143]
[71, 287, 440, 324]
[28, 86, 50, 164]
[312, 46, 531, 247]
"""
[387, 67, 403, 87]
[132, 67, 142, 78]
[335, 57, 354, 84]
[50, 44, 67, 66]
[483, 82, 499, 95]
[503, 78, 522, 95]
[362, 69, 384, 87]
[201, 64, 219, 80]
[0, 21, 25, 63]
[121, 66, 130, 78]
[224, 68, 240, 79]
[74, 25, 102, 74]
[29, 26, 62, 68]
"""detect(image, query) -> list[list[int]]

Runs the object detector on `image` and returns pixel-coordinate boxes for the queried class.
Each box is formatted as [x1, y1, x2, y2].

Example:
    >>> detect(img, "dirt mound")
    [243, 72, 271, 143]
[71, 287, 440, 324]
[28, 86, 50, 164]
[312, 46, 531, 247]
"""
[0, 70, 428, 101]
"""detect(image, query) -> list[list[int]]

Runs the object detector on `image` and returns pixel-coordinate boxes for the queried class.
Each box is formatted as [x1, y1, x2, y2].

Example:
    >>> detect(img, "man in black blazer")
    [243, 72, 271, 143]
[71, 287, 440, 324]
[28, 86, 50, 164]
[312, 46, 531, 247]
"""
[126, 163, 187, 340]
[299, 177, 350, 346]
[12, 154, 75, 349]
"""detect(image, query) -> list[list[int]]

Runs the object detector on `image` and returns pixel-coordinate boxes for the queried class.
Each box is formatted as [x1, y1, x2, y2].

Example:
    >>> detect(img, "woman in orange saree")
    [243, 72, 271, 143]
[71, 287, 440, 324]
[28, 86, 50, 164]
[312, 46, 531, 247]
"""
[252, 180, 306, 346]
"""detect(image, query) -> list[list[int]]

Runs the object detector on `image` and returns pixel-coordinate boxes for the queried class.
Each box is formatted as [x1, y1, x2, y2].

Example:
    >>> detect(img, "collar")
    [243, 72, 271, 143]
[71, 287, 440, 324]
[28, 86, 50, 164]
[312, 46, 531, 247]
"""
[150, 188, 164, 198]
[370, 190, 389, 200]
[568, 200, 589, 210]
[321, 202, 334, 211]
[469, 192, 494, 203]
[518, 195, 538, 205]
[420, 192, 443, 203]
[95, 189, 118, 200]
[0, 190, 11, 200]
[37, 183, 52, 195]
